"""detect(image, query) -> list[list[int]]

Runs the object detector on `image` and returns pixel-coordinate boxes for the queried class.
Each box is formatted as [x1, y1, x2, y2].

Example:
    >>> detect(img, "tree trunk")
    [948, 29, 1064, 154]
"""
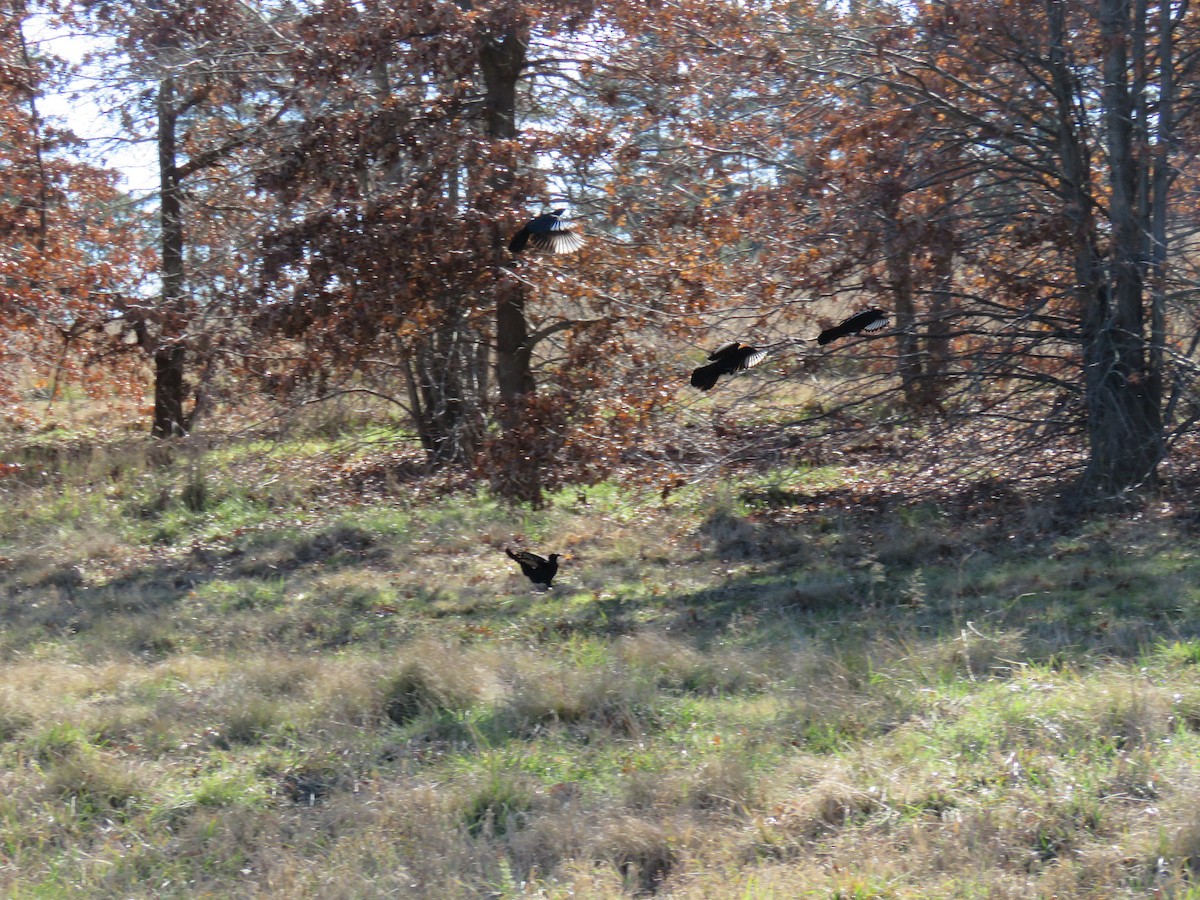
[1078, 0, 1163, 495]
[1149, 0, 1173, 417]
[923, 218, 954, 409]
[153, 344, 187, 438]
[479, 17, 544, 504]
[152, 74, 189, 438]
[404, 307, 485, 466]
[481, 26, 534, 417]
[879, 183, 924, 408]
[14, 8, 48, 255]
[391, 103, 481, 464]
[1044, 0, 1161, 499]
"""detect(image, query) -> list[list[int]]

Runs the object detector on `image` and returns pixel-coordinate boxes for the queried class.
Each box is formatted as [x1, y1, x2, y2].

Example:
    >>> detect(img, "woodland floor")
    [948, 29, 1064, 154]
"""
[2, 405, 1200, 898]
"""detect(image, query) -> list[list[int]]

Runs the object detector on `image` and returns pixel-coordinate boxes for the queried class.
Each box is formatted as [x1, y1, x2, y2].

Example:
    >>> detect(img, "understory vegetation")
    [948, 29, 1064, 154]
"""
[3, 405, 1200, 899]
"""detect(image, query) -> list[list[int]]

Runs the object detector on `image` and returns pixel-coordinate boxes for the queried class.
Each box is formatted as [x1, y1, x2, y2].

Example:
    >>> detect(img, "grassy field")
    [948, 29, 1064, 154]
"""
[2, 415, 1200, 898]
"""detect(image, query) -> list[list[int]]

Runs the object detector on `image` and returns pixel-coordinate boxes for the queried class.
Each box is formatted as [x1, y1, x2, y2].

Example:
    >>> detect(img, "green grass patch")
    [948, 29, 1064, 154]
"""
[4, 424, 1200, 897]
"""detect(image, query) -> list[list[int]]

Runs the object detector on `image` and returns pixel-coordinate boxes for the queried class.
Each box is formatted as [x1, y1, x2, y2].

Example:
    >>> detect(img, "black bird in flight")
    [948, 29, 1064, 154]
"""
[690, 341, 769, 391]
[506, 548, 562, 588]
[817, 308, 890, 346]
[508, 209, 584, 255]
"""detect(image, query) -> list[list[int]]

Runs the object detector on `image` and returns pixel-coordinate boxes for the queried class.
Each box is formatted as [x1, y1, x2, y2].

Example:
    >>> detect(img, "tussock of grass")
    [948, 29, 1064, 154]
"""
[503, 658, 660, 736]
[382, 645, 485, 725]
[42, 749, 148, 822]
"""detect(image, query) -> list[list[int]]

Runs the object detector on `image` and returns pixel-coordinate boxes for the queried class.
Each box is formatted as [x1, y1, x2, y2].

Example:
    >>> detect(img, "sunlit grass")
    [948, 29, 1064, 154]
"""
[2, 419, 1200, 897]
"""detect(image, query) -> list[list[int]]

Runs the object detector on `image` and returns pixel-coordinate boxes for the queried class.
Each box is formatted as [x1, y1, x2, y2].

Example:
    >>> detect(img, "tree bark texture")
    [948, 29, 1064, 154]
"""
[481, 25, 535, 414]
[1046, 0, 1162, 498]
[1078, 0, 1163, 494]
[478, 15, 546, 505]
[152, 74, 190, 438]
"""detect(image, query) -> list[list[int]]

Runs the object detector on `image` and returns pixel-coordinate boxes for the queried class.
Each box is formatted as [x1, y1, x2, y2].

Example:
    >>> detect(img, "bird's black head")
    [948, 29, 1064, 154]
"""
[549, 553, 562, 562]
[551, 208, 566, 215]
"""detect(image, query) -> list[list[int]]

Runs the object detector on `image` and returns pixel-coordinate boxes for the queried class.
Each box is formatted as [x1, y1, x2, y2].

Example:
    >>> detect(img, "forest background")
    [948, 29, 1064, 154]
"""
[5, 0, 1200, 897]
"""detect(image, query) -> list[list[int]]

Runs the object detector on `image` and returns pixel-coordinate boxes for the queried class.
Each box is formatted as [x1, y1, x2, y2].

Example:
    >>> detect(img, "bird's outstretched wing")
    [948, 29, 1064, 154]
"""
[817, 309, 889, 346]
[528, 223, 583, 254]
[509, 210, 583, 255]
[690, 342, 767, 391]
[736, 347, 769, 370]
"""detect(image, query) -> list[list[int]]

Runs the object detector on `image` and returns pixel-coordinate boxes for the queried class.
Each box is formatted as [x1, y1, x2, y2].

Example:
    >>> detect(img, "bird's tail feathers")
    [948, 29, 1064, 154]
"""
[690, 364, 720, 391]
[508, 230, 530, 254]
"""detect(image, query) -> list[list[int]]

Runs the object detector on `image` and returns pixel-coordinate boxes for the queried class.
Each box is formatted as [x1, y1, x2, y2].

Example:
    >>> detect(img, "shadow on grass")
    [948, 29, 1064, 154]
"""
[0, 520, 404, 658]
[230, 523, 387, 579]
[677, 490, 1200, 662]
[4, 471, 1200, 666]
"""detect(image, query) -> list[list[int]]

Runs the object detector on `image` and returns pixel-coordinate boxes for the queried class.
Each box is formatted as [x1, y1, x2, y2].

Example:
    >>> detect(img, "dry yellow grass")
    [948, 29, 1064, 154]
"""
[3, 421, 1200, 898]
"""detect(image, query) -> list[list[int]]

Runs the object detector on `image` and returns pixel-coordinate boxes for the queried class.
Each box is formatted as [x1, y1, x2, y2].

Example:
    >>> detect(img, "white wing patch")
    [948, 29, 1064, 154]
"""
[862, 316, 889, 332]
[531, 226, 584, 254]
[740, 348, 769, 370]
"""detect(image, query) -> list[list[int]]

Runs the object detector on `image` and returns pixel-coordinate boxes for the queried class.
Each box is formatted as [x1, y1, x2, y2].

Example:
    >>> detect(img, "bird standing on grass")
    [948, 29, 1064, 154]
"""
[508, 209, 584, 255]
[817, 308, 890, 346]
[690, 342, 768, 391]
[506, 548, 562, 589]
